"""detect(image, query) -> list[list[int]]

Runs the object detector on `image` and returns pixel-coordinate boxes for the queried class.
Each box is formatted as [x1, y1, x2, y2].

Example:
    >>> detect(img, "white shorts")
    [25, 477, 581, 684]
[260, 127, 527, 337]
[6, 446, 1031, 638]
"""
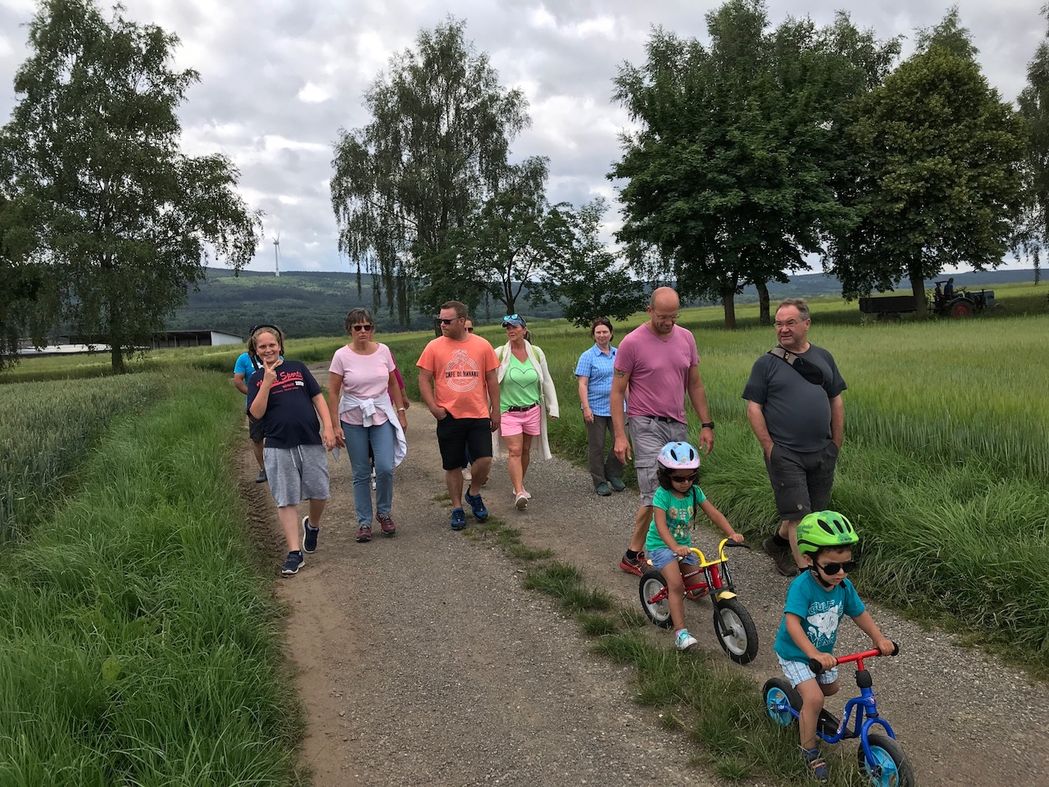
[777, 654, 838, 686]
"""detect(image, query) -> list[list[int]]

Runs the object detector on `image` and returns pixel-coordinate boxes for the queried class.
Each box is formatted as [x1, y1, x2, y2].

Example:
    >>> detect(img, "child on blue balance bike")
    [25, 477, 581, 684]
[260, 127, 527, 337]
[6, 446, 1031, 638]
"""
[645, 441, 743, 652]
[773, 511, 893, 783]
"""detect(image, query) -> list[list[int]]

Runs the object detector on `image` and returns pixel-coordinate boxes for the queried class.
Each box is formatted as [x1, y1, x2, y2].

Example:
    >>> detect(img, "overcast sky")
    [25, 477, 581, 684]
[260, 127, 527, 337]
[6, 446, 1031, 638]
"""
[0, 0, 1043, 274]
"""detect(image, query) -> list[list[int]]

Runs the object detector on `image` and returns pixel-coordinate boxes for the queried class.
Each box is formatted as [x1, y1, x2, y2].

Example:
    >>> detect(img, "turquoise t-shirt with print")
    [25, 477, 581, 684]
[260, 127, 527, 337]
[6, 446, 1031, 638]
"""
[773, 571, 865, 662]
[644, 484, 706, 553]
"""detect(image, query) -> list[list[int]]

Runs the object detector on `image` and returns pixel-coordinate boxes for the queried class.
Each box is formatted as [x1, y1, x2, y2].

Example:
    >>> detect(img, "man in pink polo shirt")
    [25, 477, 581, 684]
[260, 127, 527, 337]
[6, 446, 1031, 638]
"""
[610, 287, 716, 575]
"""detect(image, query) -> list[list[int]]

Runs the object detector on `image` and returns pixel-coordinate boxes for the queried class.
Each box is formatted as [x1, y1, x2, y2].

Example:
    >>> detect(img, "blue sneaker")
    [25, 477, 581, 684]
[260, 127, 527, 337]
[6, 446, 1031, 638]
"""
[281, 551, 304, 576]
[302, 516, 319, 553]
[450, 508, 467, 531]
[464, 490, 488, 522]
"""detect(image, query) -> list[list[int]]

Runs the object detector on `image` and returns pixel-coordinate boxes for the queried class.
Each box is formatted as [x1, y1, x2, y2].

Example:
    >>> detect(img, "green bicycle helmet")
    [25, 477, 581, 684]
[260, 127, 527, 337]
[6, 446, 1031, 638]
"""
[796, 511, 858, 555]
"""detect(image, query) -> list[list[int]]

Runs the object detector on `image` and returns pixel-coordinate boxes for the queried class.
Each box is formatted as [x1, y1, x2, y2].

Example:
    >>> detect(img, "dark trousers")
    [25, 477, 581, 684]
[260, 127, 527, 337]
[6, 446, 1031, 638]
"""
[587, 414, 624, 488]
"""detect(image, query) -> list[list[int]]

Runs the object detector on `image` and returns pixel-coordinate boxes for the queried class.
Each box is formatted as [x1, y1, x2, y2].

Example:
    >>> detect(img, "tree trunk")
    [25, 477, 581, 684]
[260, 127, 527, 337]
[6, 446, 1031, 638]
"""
[721, 284, 737, 329]
[908, 269, 927, 316]
[755, 279, 770, 325]
[1035, 258, 1041, 286]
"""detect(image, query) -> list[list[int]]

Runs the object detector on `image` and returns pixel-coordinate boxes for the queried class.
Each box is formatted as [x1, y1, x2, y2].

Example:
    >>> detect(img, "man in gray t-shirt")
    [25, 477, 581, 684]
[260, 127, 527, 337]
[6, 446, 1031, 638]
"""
[742, 298, 846, 576]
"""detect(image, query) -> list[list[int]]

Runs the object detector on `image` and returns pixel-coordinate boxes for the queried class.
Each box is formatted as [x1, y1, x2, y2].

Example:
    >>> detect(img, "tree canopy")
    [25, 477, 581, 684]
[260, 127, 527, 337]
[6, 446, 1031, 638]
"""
[825, 10, 1026, 310]
[610, 0, 896, 327]
[0, 0, 258, 372]
[331, 18, 528, 321]
[1016, 5, 1049, 286]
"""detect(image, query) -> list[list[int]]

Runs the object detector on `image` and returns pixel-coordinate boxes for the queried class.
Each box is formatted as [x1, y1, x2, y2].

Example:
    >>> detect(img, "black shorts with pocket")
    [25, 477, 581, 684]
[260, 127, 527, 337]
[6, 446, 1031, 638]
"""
[764, 441, 839, 520]
[436, 415, 492, 471]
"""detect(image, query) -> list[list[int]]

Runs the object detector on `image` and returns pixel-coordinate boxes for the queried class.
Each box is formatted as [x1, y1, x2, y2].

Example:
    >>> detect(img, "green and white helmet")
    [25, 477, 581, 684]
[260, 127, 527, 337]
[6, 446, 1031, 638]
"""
[796, 511, 858, 555]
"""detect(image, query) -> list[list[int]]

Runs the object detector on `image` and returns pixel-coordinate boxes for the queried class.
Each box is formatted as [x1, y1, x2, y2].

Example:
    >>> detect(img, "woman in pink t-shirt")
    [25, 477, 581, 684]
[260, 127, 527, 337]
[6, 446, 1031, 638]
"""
[327, 308, 408, 542]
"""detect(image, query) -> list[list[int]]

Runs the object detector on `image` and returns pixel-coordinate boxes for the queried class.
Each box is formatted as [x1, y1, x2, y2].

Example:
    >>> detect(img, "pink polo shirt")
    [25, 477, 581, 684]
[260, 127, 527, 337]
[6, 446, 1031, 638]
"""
[614, 324, 699, 424]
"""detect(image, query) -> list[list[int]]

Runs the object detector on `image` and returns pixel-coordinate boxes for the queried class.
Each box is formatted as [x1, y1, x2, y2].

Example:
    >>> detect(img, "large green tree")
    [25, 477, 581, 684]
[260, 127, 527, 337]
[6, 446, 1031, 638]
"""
[610, 0, 896, 327]
[331, 19, 527, 322]
[533, 198, 646, 327]
[1016, 4, 1049, 286]
[826, 11, 1026, 311]
[0, 0, 258, 372]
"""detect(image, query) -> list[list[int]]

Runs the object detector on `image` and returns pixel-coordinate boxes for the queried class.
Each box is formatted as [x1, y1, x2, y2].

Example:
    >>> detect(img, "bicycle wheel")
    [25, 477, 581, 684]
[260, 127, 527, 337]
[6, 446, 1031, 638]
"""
[762, 678, 799, 728]
[638, 569, 673, 629]
[859, 732, 915, 787]
[712, 597, 758, 664]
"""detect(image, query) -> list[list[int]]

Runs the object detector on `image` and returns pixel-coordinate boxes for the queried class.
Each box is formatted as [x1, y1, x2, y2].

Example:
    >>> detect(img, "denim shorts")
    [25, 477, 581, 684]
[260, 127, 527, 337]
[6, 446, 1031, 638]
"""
[648, 547, 699, 571]
[777, 654, 838, 686]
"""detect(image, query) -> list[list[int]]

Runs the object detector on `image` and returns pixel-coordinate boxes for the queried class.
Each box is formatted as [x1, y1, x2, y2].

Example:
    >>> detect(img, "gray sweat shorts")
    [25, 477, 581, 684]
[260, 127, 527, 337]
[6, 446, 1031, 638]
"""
[264, 444, 330, 508]
[628, 415, 688, 506]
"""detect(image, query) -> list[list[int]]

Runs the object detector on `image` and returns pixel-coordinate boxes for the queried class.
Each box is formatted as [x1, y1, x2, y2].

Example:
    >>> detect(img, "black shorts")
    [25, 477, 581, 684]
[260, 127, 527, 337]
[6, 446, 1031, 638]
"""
[436, 415, 492, 471]
[764, 442, 839, 520]
[249, 415, 265, 444]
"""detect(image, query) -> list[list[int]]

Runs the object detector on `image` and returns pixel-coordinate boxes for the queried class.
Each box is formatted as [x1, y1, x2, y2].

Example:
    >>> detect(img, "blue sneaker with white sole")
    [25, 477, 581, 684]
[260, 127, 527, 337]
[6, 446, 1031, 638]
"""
[450, 508, 467, 531]
[464, 490, 488, 522]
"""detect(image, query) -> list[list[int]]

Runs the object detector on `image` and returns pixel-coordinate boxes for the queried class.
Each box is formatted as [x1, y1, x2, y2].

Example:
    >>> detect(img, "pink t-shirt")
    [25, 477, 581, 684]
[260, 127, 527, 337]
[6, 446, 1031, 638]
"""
[329, 343, 396, 426]
[614, 324, 699, 424]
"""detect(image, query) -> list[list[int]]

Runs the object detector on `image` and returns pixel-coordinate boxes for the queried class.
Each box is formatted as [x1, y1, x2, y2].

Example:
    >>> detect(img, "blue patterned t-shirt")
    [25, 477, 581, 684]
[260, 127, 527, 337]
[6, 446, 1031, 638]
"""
[774, 571, 865, 662]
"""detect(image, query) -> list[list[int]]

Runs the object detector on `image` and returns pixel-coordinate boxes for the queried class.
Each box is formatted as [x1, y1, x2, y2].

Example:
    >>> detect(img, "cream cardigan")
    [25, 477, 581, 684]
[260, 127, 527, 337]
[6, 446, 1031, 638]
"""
[491, 340, 560, 460]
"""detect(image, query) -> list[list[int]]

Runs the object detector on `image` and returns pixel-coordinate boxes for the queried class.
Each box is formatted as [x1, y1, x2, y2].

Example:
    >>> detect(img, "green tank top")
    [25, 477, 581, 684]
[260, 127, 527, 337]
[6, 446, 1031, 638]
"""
[501, 354, 540, 412]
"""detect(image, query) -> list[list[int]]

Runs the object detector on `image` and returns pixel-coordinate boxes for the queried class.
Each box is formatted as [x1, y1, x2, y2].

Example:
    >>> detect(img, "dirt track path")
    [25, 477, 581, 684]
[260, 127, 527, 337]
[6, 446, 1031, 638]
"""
[241, 384, 1049, 786]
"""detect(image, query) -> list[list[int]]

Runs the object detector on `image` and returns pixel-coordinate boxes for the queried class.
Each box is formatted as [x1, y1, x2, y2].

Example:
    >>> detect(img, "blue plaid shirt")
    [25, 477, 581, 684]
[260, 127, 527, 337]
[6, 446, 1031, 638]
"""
[574, 344, 618, 417]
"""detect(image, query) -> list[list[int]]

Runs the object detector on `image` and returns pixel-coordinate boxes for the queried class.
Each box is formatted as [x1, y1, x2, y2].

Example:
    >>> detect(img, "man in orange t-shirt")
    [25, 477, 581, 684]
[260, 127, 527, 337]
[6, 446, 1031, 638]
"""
[417, 301, 500, 531]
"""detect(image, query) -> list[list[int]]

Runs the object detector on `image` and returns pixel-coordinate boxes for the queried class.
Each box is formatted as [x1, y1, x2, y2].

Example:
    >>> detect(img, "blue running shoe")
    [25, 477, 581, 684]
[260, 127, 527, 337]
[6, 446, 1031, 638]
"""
[464, 490, 488, 522]
[450, 507, 467, 531]
[302, 516, 319, 553]
[281, 551, 304, 576]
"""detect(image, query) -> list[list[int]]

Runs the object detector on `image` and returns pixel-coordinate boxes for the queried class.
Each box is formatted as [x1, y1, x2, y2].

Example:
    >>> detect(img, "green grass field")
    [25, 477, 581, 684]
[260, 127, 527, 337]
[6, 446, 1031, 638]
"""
[0, 372, 301, 784]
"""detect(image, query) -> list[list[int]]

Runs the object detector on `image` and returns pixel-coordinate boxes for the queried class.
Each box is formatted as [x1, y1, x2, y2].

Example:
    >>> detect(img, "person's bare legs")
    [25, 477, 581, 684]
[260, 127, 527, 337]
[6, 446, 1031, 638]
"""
[504, 434, 525, 494]
[778, 518, 804, 569]
[628, 505, 652, 552]
[446, 468, 464, 509]
[277, 505, 303, 551]
[468, 456, 492, 496]
[520, 433, 533, 490]
[308, 497, 326, 528]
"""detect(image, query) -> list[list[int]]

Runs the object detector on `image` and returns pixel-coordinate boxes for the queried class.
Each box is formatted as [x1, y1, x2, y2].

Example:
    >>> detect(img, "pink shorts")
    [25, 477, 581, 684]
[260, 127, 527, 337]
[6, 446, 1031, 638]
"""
[500, 404, 541, 436]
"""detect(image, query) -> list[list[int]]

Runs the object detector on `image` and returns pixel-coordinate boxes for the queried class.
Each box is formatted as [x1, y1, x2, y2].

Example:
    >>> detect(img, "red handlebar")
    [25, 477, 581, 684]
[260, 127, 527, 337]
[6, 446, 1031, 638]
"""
[808, 642, 899, 675]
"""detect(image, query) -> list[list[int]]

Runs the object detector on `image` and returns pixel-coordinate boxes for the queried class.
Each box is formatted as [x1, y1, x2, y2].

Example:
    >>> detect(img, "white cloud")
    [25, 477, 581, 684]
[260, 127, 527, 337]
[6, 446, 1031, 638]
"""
[297, 81, 333, 103]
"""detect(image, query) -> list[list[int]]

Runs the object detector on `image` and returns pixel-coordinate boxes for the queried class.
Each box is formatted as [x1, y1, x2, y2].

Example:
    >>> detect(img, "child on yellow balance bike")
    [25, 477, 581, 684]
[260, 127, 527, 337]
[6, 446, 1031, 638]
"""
[645, 441, 743, 651]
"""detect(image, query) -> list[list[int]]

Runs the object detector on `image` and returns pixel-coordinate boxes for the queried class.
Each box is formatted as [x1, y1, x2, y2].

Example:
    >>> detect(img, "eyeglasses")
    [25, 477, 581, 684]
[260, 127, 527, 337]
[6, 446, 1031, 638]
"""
[437, 317, 461, 325]
[774, 319, 805, 328]
[670, 473, 697, 483]
[816, 560, 858, 575]
[351, 324, 373, 332]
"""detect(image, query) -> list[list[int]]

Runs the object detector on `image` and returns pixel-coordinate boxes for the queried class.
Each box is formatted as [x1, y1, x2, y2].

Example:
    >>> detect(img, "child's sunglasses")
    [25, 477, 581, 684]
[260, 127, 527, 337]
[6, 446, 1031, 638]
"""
[670, 472, 697, 483]
[816, 560, 858, 575]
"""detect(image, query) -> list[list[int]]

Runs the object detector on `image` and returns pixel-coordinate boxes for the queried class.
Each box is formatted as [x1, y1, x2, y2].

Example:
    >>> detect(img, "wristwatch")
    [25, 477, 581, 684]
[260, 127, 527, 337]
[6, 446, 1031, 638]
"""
[701, 421, 715, 429]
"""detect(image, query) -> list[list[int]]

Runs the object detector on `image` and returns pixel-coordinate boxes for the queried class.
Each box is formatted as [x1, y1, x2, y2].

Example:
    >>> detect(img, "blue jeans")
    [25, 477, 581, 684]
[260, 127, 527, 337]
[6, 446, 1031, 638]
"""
[342, 420, 395, 525]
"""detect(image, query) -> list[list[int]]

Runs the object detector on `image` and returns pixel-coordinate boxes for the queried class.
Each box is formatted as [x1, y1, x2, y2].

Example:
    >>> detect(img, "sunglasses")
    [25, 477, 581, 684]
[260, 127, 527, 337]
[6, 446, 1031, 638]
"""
[670, 473, 697, 483]
[466, 326, 474, 332]
[351, 324, 374, 332]
[816, 560, 858, 575]
[437, 317, 460, 325]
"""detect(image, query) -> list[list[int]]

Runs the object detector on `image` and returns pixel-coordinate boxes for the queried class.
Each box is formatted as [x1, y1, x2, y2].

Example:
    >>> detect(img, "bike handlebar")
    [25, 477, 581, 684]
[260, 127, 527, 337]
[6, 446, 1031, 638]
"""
[808, 641, 899, 675]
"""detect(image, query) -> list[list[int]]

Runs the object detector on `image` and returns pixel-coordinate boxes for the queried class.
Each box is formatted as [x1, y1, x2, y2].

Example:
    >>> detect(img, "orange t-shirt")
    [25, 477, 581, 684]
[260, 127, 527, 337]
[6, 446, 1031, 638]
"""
[416, 335, 499, 418]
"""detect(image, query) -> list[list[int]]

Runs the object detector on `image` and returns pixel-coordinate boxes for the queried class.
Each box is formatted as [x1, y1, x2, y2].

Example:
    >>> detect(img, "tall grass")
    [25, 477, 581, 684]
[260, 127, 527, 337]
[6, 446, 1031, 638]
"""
[0, 374, 165, 542]
[0, 371, 300, 785]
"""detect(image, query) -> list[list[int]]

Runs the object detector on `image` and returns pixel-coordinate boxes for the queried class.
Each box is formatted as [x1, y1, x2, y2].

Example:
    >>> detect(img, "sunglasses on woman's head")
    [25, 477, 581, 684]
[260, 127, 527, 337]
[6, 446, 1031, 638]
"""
[816, 560, 858, 575]
[351, 324, 373, 332]
[670, 473, 697, 483]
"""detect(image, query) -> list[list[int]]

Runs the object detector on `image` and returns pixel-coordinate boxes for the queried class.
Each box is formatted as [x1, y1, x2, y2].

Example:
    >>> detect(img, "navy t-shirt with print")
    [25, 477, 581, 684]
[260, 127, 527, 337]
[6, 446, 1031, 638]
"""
[247, 360, 323, 448]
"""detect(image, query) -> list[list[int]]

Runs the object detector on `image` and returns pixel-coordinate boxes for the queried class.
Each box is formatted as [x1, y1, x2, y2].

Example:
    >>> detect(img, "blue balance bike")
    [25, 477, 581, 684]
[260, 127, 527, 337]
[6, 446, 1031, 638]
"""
[762, 643, 914, 787]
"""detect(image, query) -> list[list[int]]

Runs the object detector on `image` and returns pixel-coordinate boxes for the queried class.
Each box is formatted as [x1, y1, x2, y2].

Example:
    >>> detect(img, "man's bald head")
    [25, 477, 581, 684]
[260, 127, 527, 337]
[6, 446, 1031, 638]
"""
[647, 287, 680, 335]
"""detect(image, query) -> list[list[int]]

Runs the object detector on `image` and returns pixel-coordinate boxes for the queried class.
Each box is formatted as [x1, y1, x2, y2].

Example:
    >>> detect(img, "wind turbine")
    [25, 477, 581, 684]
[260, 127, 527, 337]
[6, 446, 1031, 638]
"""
[272, 231, 281, 278]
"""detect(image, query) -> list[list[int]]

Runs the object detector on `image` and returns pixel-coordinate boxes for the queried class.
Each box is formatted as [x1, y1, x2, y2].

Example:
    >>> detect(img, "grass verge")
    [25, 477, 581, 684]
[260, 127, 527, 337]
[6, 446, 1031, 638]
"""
[0, 370, 301, 785]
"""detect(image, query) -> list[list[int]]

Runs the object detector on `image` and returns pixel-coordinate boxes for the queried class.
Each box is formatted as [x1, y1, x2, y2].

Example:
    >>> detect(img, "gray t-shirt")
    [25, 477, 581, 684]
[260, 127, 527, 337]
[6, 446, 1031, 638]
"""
[741, 344, 846, 453]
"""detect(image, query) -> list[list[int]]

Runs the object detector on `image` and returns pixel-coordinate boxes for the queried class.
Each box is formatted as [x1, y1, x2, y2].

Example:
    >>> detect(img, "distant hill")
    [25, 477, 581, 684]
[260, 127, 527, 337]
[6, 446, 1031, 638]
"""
[167, 267, 1039, 339]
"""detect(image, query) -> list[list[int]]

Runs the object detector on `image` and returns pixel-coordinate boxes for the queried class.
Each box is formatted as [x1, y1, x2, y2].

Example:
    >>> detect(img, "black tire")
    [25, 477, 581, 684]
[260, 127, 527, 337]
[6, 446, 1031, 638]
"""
[639, 569, 673, 629]
[762, 677, 800, 728]
[859, 732, 915, 787]
[713, 597, 758, 664]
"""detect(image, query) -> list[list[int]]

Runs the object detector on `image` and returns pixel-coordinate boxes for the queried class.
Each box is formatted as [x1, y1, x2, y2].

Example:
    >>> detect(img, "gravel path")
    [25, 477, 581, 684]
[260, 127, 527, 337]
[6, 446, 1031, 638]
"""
[244, 381, 1049, 786]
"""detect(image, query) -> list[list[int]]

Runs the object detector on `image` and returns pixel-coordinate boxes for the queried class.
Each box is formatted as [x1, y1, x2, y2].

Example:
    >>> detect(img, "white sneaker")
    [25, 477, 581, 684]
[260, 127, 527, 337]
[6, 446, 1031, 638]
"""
[514, 492, 528, 511]
[675, 629, 699, 652]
